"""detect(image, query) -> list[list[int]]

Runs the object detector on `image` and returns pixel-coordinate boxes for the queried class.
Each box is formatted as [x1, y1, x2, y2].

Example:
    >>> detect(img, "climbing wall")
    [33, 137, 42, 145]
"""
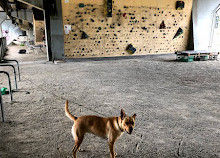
[61, 0, 193, 58]
[34, 20, 45, 44]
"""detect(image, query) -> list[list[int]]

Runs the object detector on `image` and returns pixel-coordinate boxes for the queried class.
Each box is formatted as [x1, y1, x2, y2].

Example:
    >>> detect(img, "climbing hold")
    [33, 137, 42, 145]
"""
[79, 3, 85, 8]
[159, 20, 166, 29]
[1, 87, 7, 95]
[126, 44, 136, 54]
[173, 28, 183, 39]
[81, 31, 89, 39]
[176, 1, 185, 10]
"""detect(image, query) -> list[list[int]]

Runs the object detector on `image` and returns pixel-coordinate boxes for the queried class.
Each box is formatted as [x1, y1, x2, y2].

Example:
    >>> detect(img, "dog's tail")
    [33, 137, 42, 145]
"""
[65, 100, 77, 122]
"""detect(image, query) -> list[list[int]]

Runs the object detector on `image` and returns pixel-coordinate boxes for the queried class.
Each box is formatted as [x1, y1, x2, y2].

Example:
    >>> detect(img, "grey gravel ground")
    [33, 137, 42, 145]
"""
[0, 46, 220, 158]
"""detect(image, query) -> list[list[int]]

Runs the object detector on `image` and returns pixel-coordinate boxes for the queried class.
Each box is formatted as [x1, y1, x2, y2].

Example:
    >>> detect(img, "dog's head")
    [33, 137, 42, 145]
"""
[120, 109, 136, 134]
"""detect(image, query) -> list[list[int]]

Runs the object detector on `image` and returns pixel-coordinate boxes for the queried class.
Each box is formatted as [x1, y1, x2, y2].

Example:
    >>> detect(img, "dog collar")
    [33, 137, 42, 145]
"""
[117, 117, 124, 132]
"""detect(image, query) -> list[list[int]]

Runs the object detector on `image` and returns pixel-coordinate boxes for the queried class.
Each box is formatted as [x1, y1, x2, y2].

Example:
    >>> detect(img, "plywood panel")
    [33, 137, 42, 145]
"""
[61, 0, 193, 58]
[34, 20, 45, 44]
[158, 0, 176, 8]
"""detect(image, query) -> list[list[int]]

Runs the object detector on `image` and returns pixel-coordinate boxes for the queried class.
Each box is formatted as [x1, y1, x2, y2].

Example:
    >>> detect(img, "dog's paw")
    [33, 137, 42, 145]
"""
[78, 148, 85, 152]
[114, 152, 117, 157]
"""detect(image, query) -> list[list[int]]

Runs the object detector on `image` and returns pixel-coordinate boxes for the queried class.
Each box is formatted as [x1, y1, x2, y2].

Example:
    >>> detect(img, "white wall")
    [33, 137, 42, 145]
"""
[2, 20, 22, 45]
[26, 29, 34, 42]
[193, 0, 220, 51]
[0, 12, 7, 38]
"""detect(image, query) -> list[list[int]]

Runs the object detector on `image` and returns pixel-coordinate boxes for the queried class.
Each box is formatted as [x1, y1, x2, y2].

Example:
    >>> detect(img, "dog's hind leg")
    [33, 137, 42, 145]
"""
[72, 133, 84, 158]
[72, 139, 83, 158]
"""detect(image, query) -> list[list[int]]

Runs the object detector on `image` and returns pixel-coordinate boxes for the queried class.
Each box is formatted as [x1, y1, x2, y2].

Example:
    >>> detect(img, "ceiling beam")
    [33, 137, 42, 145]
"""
[11, 9, 33, 23]
[17, 0, 43, 11]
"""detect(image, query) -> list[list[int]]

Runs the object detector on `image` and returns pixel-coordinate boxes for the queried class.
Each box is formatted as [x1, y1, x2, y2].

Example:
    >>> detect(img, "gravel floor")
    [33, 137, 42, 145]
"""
[0, 46, 220, 158]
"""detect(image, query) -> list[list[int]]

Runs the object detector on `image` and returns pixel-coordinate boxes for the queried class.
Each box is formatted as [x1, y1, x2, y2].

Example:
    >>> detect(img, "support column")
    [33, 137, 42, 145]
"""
[43, 0, 64, 61]
[0, 25, 2, 37]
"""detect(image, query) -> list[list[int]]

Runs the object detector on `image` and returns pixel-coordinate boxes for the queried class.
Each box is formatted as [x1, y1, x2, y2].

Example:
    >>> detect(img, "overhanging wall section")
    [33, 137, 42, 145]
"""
[62, 0, 193, 58]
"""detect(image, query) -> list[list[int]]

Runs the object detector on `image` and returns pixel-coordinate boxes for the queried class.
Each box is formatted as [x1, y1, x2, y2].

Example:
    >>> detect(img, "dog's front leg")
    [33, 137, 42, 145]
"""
[108, 136, 116, 158]
[108, 141, 115, 158]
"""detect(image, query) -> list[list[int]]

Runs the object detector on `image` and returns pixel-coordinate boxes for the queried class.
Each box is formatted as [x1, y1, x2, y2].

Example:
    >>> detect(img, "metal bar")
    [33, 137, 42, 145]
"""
[0, 64, 18, 90]
[1, 60, 21, 81]
[209, 4, 220, 50]
[0, 87, 4, 122]
[0, 71, 13, 102]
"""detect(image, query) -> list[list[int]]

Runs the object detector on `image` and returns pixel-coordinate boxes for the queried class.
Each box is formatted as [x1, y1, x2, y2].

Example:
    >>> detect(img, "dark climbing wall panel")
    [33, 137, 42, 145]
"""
[62, 0, 193, 58]
[34, 20, 45, 44]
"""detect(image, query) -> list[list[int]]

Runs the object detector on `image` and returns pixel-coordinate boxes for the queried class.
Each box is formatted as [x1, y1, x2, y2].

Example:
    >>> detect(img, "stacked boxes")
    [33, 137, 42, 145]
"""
[176, 51, 219, 62]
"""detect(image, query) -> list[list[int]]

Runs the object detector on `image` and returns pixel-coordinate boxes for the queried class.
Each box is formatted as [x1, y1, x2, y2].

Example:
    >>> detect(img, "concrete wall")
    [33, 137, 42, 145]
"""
[193, 0, 220, 51]
[62, 0, 193, 58]
[44, 0, 65, 60]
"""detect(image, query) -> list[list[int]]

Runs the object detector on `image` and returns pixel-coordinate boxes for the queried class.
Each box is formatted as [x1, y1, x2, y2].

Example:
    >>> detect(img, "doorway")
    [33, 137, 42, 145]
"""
[2, 1, 49, 63]
[210, 4, 220, 51]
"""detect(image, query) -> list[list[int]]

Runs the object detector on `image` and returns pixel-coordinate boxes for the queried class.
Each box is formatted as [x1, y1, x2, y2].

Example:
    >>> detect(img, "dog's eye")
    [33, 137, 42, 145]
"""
[125, 122, 129, 125]
[131, 122, 134, 125]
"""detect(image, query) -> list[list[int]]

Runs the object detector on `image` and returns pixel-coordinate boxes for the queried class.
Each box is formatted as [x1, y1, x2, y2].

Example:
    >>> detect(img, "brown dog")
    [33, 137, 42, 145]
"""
[65, 100, 136, 158]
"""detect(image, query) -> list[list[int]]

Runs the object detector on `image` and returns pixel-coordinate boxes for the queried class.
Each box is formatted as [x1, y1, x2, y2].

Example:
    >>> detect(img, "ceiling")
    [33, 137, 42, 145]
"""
[0, 0, 43, 30]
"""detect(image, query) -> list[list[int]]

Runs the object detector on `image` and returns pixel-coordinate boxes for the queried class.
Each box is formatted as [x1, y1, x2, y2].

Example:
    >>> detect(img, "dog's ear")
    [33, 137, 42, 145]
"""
[133, 114, 136, 120]
[121, 109, 126, 120]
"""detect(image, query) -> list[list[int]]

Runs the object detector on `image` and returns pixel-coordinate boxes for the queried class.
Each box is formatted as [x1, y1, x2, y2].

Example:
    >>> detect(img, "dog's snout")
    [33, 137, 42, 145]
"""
[129, 127, 133, 134]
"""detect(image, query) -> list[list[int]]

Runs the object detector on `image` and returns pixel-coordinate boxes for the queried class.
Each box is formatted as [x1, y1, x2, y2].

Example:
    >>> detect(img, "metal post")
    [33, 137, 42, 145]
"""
[0, 87, 4, 122]
[0, 71, 13, 102]
[2, 60, 21, 81]
[0, 64, 18, 89]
